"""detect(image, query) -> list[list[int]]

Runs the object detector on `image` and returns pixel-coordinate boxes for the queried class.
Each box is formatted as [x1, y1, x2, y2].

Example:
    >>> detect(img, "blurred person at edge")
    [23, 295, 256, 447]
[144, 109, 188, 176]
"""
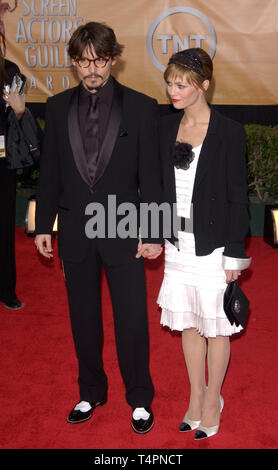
[0, 49, 25, 310]
[157, 48, 251, 440]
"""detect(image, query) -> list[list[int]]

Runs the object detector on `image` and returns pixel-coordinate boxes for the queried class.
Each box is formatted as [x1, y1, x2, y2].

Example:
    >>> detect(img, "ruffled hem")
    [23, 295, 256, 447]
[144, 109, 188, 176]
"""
[159, 307, 243, 338]
[157, 279, 243, 338]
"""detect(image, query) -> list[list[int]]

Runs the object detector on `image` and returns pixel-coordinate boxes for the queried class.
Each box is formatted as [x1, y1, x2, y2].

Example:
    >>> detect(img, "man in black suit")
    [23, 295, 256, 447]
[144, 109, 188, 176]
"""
[35, 22, 162, 434]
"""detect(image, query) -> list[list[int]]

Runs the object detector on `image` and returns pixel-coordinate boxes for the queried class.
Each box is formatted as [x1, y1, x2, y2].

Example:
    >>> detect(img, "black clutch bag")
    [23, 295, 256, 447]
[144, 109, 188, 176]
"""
[223, 281, 250, 328]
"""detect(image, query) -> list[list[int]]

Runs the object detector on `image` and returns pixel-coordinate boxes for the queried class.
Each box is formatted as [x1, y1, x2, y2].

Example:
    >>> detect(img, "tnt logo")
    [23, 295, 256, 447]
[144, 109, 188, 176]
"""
[147, 7, 217, 72]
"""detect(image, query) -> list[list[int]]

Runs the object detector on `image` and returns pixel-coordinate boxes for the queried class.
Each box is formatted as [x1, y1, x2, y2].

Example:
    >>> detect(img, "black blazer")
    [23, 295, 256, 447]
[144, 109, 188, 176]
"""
[160, 106, 249, 259]
[35, 78, 162, 264]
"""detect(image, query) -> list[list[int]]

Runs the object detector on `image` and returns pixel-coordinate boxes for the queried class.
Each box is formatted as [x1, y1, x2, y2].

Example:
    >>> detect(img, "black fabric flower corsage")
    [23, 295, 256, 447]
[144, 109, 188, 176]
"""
[172, 141, 194, 170]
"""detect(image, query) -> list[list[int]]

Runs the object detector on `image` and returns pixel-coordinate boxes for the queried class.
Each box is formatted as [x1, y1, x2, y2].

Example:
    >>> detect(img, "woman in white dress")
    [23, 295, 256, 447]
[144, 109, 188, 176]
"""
[157, 48, 251, 439]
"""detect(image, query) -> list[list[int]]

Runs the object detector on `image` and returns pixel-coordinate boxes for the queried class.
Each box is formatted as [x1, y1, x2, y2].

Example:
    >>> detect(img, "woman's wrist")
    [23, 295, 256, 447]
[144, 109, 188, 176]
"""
[14, 107, 25, 119]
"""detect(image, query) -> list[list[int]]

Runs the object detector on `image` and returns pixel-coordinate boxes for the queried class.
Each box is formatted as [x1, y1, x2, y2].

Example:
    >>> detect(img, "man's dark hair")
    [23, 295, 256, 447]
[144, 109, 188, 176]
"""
[68, 22, 124, 59]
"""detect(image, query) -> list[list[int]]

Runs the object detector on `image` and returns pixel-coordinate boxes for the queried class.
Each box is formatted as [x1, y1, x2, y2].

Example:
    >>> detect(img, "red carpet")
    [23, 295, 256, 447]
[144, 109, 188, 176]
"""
[0, 228, 278, 450]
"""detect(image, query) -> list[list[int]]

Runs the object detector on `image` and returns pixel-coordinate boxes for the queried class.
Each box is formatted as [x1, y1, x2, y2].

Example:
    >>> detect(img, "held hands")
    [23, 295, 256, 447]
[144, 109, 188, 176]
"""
[225, 269, 242, 283]
[136, 239, 163, 260]
[35, 235, 53, 259]
[35, 236, 163, 260]
[2, 87, 25, 119]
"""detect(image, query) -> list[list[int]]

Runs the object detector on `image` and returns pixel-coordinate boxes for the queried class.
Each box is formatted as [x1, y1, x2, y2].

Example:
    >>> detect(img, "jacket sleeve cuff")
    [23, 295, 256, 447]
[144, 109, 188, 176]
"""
[222, 255, 251, 270]
[139, 226, 164, 245]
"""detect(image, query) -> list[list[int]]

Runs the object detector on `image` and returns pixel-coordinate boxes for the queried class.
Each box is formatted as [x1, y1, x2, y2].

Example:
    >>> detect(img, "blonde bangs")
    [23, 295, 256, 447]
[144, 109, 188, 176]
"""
[164, 63, 204, 89]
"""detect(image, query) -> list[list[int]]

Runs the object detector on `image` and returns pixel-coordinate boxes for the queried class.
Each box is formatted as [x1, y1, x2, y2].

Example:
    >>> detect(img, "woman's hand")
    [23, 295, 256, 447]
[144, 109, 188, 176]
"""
[225, 269, 241, 283]
[3, 87, 25, 119]
[136, 239, 163, 259]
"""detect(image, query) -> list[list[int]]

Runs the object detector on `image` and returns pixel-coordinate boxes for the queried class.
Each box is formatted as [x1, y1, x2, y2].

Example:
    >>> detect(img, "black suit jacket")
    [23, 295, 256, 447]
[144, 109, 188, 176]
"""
[160, 106, 249, 259]
[35, 78, 162, 263]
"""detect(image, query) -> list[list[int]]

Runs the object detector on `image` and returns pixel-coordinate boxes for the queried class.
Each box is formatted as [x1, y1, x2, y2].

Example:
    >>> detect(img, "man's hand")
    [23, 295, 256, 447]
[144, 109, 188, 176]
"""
[136, 240, 163, 260]
[35, 234, 53, 259]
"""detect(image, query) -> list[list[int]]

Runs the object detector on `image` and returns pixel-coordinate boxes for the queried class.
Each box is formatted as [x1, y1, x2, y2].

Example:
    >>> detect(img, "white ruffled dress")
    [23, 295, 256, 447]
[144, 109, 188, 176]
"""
[157, 144, 243, 338]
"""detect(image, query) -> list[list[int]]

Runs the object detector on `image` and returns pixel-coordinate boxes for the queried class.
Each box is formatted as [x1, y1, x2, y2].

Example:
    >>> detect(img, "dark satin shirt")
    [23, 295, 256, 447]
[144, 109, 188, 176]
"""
[78, 75, 114, 151]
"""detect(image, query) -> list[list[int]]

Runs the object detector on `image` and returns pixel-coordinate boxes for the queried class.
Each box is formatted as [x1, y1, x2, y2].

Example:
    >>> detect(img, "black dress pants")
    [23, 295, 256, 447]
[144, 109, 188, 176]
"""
[63, 239, 154, 408]
[0, 161, 16, 301]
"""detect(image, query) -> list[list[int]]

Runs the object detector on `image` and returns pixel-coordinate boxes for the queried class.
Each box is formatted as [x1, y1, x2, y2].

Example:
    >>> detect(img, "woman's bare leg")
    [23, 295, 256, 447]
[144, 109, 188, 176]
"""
[200, 335, 230, 427]
[182, 328, 207, 420]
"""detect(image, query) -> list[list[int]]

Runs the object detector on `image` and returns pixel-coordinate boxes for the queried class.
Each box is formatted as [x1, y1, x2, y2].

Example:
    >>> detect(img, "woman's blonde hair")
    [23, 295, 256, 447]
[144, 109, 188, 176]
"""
[164, 48, 213, 91]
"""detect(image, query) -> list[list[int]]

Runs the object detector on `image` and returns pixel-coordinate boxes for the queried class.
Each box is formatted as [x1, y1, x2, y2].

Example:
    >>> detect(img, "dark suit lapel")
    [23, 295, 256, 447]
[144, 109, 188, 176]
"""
[93, 78, 123, 187]
[192, 107, 219, 199]
[67, 85, 92, 187]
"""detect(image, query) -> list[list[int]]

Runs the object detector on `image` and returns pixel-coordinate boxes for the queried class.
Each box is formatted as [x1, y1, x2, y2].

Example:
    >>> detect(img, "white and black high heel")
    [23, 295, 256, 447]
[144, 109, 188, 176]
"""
[194, 395, 224, 440]
[179, 413, 201, 432]
[180, 386, 208, 432]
